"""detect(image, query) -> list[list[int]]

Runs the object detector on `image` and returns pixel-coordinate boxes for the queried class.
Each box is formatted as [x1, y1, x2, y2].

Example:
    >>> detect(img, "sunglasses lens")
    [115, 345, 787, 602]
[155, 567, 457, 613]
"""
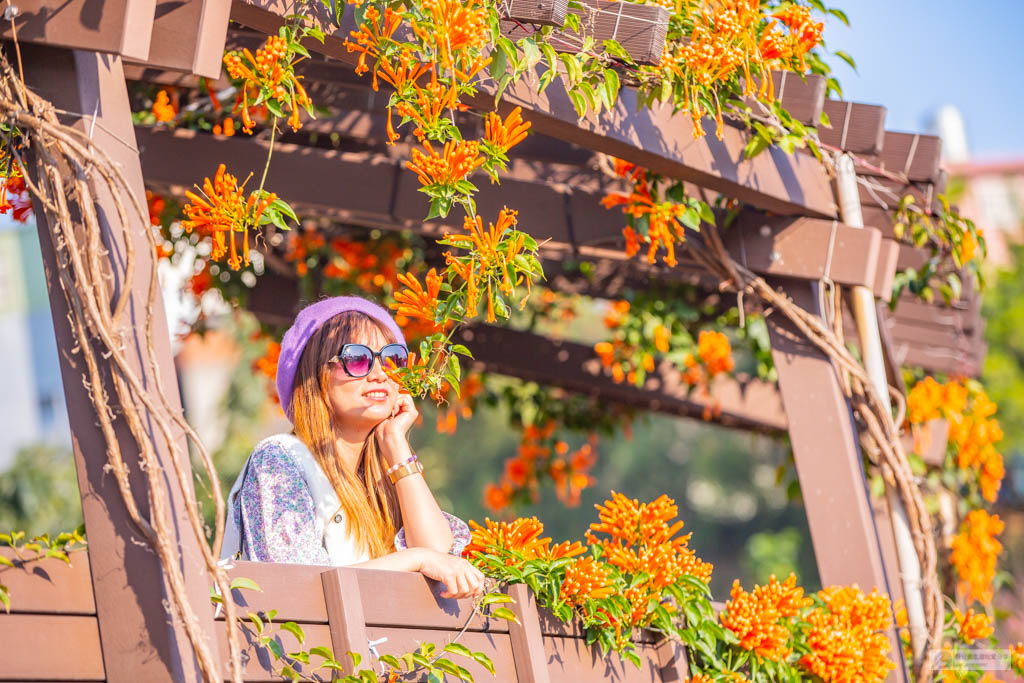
[341, 346, 373, 376]
[381, 345, 409, 369]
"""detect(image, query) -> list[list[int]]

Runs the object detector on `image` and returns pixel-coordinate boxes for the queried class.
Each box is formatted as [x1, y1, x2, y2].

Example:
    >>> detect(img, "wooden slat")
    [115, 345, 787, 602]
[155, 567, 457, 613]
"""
[544, 635, 663, 681]
[217, 621, 333, 681]
[502, 0, 568, 26]
[0, 615, 105, 680]
[226, 561, 328, 623]
[503, 0, 669, 65]
[352, 567, 510, 633]
[0, 0, 155, 58]
[0, 549, 94, 615]
[366, 627, 518, 680]
[128, 0, 231, 77]
[772, 71, 827, 126]
[230, 0, 838, 218]
[860, 131, 943, 183]
[819, 100, 886, 155]
[873, 238, 900, 300]
[507, 584, 551, 683]
[322, 568, 372, 669]
[655, 636, 689, 682]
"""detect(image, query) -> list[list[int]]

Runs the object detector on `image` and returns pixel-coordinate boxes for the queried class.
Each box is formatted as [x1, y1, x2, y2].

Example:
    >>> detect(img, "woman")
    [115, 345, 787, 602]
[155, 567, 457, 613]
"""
[221, 296, 484, 599]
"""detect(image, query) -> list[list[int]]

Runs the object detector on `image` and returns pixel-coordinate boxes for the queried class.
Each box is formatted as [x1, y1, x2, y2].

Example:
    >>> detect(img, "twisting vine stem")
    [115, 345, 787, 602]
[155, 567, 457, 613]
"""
[0, 50, 245, 681]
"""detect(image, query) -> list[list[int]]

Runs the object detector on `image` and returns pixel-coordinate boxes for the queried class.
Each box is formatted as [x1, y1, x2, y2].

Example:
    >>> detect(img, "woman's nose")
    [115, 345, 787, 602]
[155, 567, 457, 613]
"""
[366, 355, 389, 381]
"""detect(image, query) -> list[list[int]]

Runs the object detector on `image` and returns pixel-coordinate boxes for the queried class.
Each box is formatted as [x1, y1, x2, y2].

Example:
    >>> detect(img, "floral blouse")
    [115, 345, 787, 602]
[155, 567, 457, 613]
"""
[228, 436, 470, 565]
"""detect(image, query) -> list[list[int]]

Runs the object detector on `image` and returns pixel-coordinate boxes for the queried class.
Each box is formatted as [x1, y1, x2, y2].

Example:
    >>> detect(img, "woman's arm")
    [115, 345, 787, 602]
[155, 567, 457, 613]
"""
[351, 547, 484, 599]
[376, 395, 454, 554]
[378, 430, 455, 554]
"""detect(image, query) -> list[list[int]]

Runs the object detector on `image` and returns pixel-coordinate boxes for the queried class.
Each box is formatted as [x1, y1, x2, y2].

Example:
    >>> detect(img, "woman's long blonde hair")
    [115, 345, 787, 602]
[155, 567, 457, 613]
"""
[289, 311, 402, 558]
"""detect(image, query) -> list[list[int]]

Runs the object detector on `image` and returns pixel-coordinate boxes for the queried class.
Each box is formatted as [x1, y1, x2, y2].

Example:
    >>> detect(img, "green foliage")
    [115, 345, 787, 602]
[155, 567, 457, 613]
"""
[0, 525, 86, 612]
[0, 442, 82, 536]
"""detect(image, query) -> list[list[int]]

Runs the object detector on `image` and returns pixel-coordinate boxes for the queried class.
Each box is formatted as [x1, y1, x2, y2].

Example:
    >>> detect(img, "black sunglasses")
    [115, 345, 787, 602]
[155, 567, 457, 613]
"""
[329, 343, 409, 378]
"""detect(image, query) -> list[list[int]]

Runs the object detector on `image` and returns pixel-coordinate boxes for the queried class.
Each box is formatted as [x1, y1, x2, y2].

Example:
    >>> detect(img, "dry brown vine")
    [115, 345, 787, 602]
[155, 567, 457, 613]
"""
[0, 50, 244, 681]
[685, 223, 943, 681]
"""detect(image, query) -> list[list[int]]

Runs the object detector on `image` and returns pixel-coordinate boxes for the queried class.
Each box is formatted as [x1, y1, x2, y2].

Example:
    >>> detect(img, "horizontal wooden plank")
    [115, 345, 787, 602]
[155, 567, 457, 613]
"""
[860, 131, 943, 183]
[1, 0, 154, 59]
[0, 549, 94, 615]
[544, 635, 663, 682]
[353, 568, 510, 633]
[0, 614, 104, 680]
[226, 561, 329, 623]
[366, 627, 517, 680]
[771, 71, 827, 126]
[230, 0, 838, 218]
[453, 323, 788, 433]
[819, 100, 886, 155]
[502, 0, 568, 26]
[217, 620, 333, 681]
[137, 127, 868, 288]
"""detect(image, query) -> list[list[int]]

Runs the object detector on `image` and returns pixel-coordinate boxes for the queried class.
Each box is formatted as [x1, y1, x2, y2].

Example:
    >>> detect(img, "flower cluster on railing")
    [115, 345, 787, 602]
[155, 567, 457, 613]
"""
[465, 492, 905, 680]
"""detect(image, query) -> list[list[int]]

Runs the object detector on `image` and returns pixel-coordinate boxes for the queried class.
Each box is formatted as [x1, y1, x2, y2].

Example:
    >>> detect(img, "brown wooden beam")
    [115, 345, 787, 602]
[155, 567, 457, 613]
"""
[126, 0, 231, 78]
[765, 279, 908, 681]
[1, 0, 154, 59]
[229, 0, 839, 218]
[136, 127, 880, 289]
[860, 131, 943, 184]
[24, 46, 217, 681]
[819, 99, 886, 155]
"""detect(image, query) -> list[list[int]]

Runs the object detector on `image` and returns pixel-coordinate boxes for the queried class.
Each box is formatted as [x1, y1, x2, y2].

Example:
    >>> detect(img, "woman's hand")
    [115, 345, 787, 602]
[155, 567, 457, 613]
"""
[413, 548, 485, 599]
[375, 393, 418, 462]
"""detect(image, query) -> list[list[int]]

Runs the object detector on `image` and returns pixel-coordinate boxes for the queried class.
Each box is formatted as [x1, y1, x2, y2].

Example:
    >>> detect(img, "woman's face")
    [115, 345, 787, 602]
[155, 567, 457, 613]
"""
[324, 325, 401, 435]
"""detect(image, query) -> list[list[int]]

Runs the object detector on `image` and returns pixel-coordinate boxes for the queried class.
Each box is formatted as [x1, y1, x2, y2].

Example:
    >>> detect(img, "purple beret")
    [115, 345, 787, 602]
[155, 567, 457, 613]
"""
[275, 296, 406, 420]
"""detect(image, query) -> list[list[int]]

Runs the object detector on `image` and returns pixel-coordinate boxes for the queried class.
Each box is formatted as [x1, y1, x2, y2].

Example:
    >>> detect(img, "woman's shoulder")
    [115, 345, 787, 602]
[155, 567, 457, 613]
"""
[248, 433, 315, 467]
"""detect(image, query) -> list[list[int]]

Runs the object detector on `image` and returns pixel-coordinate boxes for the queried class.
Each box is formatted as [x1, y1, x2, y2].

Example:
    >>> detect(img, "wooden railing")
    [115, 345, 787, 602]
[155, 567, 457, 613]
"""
[0, 550, 689, 681]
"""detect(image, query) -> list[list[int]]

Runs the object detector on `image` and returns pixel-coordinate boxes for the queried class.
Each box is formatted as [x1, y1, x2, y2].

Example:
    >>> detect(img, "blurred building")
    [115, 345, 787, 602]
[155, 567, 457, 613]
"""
[932, 105, 1024, 267]
[0, 216, 71, 468]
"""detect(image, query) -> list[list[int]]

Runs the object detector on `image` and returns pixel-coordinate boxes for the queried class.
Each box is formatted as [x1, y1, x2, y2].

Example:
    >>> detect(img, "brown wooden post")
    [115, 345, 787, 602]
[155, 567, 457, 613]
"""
[506, 584, 550, 683]
[766, 279, 908, 682]
[321, 567, 373, 668]
[22, 45, 217, 680]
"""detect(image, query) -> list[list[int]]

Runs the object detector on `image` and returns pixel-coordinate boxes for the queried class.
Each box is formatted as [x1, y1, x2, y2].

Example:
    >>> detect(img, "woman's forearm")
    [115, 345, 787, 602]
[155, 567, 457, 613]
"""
[381, 436, 454, 553]
[350, 547, 423, 572]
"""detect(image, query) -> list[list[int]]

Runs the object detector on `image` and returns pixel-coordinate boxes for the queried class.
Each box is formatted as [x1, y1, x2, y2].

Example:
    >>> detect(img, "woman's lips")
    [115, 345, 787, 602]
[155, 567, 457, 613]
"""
[363, 390, 390, 402]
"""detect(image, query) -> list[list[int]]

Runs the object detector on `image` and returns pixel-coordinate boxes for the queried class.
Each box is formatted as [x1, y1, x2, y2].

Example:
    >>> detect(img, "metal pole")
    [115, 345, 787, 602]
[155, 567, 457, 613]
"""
[835, 153, 928, 670]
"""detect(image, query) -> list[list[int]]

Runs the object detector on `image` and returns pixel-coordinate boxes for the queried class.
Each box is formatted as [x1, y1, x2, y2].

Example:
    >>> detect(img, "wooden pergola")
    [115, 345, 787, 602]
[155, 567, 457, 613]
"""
[1, 0, 982, 680]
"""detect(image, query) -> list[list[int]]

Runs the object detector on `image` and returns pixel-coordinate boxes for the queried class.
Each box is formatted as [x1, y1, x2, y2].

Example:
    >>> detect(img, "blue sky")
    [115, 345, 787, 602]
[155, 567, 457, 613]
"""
[823, 0, 1023, 161]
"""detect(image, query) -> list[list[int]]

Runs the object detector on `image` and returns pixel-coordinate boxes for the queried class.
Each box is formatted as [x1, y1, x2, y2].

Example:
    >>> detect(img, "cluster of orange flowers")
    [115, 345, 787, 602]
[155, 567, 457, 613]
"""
[759, 5, 824, 72]
[484, 421, 598, 512]
[586, 492, 713, 627]
[151, 89, 178, 123]
[720, 574, 810, 661]
[182, 164, 277, 271]
[223, 34, 312, 132]
[906, 376, 1005, 502]
[953, 607, 994, 645]
[601, 158, 696, 267]
[462, 516, 585, 563]
[950, 508, 1004, 605]
[562, 556, 615, 604]
[798, 586, 894, 682]
[251, 338, 282, 404]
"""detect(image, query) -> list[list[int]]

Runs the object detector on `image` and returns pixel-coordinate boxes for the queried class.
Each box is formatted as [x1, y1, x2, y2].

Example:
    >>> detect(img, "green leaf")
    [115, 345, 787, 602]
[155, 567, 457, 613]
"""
[602, 39, 633, 63]
[280, 621, 304, 645]
[309, 645, 335, 660]
[471, 651, 496, 674]
[379, 654, 402, 669]
[0, 556, 13, 568]
[490, 606, 520, 624]
[567, 90, 587, 120]
[0, 587, 8, 613]
[348, 651, 362, 669]
[602, 69, 620, 108]
[230, 577, 262, 592]
[481, 592, 514, 607]
[833, 50, 857, 72]
[828, 8, 850, 26]
[443, 642, 473, 658]
[266, 638, 284, 660]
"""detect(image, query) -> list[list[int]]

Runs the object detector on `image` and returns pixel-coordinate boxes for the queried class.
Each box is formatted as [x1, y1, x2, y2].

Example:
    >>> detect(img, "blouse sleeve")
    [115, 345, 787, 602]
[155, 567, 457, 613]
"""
[394, 511, 472, 556]
[235, 441, 331, 566]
